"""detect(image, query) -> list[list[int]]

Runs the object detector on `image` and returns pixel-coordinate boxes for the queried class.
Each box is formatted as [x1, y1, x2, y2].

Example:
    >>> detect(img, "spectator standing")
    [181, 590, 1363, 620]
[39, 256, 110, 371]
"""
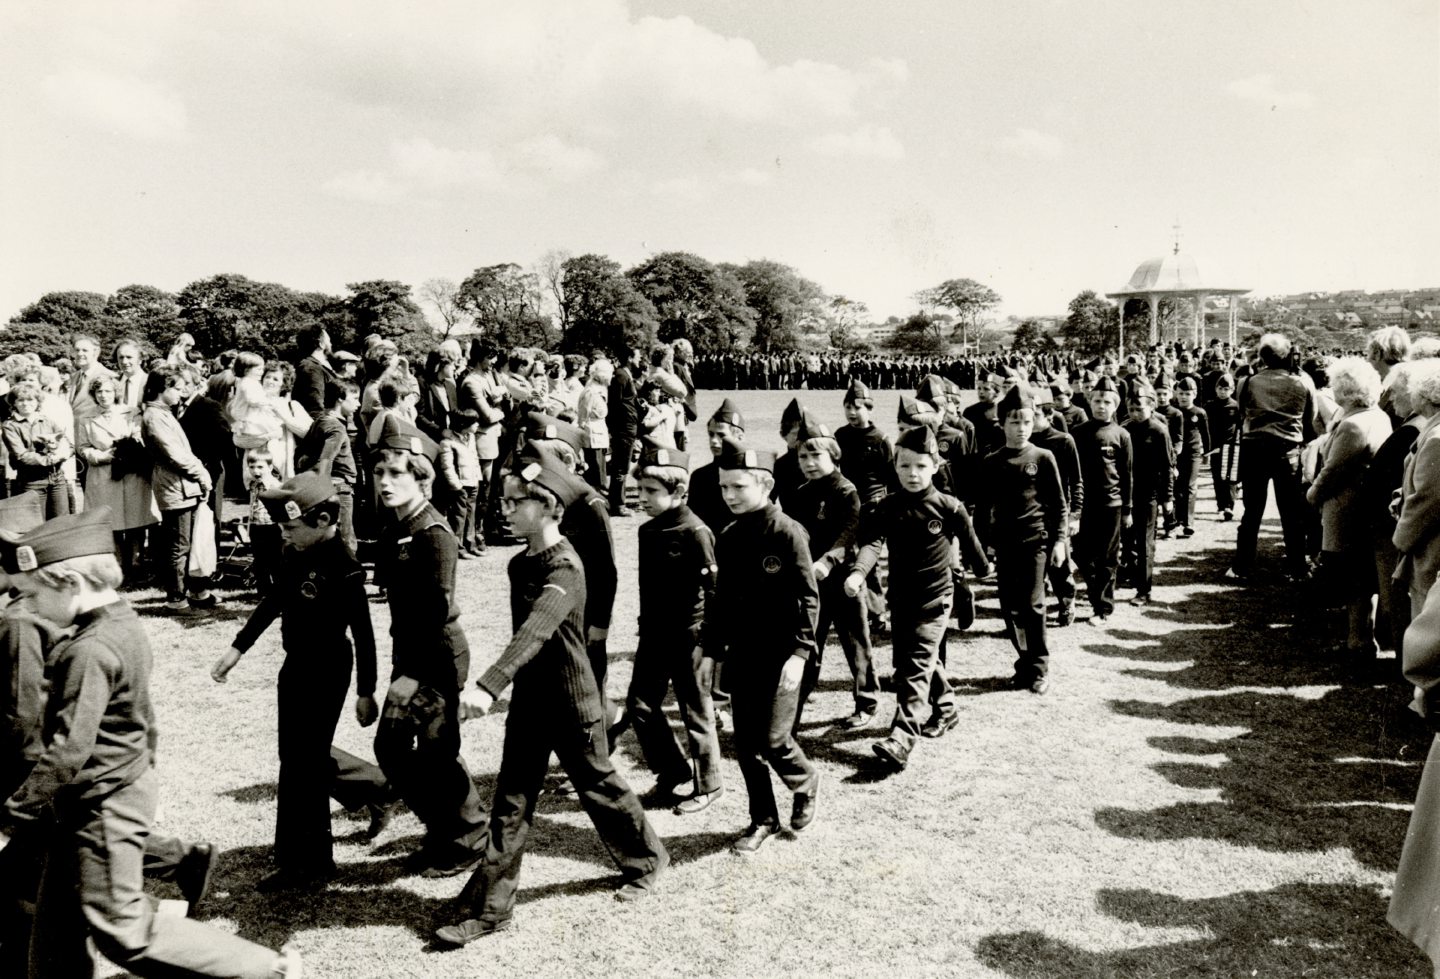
[260, 360, 312, 480]
[113, 339, 148, 410]
[77, 375, 159, 580]
[1395, 367, 1440, 620]
[67, 334, 114, 429]
[607, 347, 642, 517]
[577, 359, 612, 494]
[292, 326, 337, 420]
[2, 381, 72, 518]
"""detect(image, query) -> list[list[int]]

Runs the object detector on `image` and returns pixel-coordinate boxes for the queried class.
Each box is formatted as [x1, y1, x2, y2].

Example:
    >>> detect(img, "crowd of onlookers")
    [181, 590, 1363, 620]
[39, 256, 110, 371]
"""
[0, 327, 703, 611]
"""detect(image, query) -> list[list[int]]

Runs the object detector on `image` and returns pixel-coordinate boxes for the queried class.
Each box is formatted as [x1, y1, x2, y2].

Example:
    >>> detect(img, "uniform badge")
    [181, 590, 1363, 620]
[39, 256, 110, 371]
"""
[1023, 462, 1038, 476]
[544, 424, 557, 439]
[926, 519, 943, 535]
[300, 581, 318, 599]
[655, 449, 670, 466]
[744, 449, 758, 468]
[762, 555, 782, 573]
[284, 500, 302, 520]
[409, 437, 423, 455]
[1101, 446, 1115, 460]
[521, 462, 542, 481]
[14, 545, 36, 572]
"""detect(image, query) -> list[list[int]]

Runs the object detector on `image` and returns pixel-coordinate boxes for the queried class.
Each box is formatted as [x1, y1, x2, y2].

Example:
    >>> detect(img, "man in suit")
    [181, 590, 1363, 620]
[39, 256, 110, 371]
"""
[112, 341, 147, 410]
[68, 335, 114, 429]
[606, 346, 642, 517]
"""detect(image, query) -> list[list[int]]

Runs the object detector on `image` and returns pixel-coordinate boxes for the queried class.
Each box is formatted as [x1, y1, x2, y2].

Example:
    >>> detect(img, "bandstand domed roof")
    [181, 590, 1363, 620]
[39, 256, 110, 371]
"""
[1108, 247, 1248, 299]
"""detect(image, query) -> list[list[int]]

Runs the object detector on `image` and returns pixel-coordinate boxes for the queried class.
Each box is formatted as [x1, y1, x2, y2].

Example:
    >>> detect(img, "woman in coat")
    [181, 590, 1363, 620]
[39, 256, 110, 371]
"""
[576, 359, 612, 493]
[1396, 366, 1440, 620]
[142, 364, 219, 613]
[78, 374, 160, 580]
[1307, 356, 1393, 658]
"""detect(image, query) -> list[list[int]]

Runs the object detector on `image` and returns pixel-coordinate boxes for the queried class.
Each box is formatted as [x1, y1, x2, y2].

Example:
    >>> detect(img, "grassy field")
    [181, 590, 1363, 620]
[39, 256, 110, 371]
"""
[106, 388, 1433, 978]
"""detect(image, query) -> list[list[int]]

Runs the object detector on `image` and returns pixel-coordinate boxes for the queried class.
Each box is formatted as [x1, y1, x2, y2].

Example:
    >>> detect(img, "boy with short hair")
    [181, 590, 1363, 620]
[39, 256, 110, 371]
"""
[1172, 376, 1211, 537]
[835, 378, 897, 506]
[295, 378, 360, 555]
[1123, 383, 1175, 605]
[439, 409, 483, 558]
[846, 426, 990, 770]
[1028, 383, 1084, 626]
[701, 438, 821, 853]
[243, 447, 282, 596]
[975, 384, 1068, 692]
[789, 412, 878, 729]
[1154, 379, 1185, 536]
[773, 397, 807, 513]
[1073, 376, 1132, 625]
[436, 453, 667, 944]
[1204, 373, 1241, 520]
[212, 473, 378, 891]
[686, 399, 743, 730]
[622, 441, 723, 813]
[3, 507, 300, 978]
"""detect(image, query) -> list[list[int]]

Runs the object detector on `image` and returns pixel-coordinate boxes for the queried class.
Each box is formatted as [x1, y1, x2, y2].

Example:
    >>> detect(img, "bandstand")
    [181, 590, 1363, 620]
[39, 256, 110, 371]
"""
[1107, 246, 1249, 354]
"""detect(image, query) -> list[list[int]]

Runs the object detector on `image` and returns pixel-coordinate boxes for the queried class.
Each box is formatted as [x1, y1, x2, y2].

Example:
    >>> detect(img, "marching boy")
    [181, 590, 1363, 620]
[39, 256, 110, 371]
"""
[1204, 373, 1241, 521]
[212, 471, 378, 891]
[621, 439, 723, 813]
[846, 426, 991, 772]
[436, 451, 667, 946]
[1027, 383, 1084, 627]
[1171, 376, 1211, 538]
[700, 438, 821, 854]
[1073, 376, 1132, 626]
[1122, 381, 1175, 606]
[789, 411, 879, 730]
[975, 383, 1068, 693]
[3, 507, 300, 978]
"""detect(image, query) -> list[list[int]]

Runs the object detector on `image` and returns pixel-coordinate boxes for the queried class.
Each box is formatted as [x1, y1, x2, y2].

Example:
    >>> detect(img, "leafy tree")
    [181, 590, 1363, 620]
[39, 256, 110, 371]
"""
[827, 295, 871, 353]
[418, 278, 470, 341]
[346, 280, 434, 361]
[1011, 318, 1053, 355]
[176, 274, 346, 360]
[1063, 290, 1119, 355]
[0, 320, 76, 362]
[535, 249, 571, 333]
[7, 291, 118, 359]
[916, 278, 1001, 349]
[104, 284, 180, 357]
[558, 254, 658, 357]
[626, 252, 755, 354]
[887, 312, 947, 355]
[725, 259, 826, 354]
[456, 263, 557, 351]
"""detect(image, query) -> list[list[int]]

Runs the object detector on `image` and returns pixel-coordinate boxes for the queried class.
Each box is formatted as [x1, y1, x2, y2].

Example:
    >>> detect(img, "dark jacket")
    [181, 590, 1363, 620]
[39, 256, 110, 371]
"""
[378, 503, 469, 691]
[638, 504, 715, 633]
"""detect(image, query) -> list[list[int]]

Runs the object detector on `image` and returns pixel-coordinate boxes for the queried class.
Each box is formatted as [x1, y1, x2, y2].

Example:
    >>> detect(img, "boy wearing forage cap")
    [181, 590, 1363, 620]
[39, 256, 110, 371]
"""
[370, 420, 488, 878]
[700, 438, 821, 853]
[1171, 376, 1211, 537]
[1027, 382, 1084, 626]
[846, 426, 991, 770]
[974, 383, 1068, 693]
[436, 450, 666, 945]
[789, 411, 878, 730]
[836, 378, 898, 507]
[211, 472, 378, 891]
[620, 440, 723, 813]
[3, 507, 301, 978]
[773, 397, 808, 513]
[1072, 376, 1133, 625]
[1122, 382, 1175, 605]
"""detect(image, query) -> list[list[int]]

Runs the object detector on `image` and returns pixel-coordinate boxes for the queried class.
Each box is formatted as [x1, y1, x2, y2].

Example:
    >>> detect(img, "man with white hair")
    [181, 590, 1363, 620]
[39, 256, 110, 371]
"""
[1229, 332, 1321, 582]
[68, 335, 114, 427]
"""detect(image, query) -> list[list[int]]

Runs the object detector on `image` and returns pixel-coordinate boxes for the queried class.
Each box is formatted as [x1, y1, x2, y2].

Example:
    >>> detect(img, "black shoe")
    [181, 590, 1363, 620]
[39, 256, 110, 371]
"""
[791, 776, 821, 831]
[1181, 526, 1195, 538]
[434, 916, 512, 946]
[731, 821, 779, 855]
[1056, 601, 1074, 627]
[365, 801, 391, 840]
[872, 738, 909, 771]
[186, 593, 223, 611]
[176, 842, 215, 912]
[256, 865, 333, 893]
[1221, 509, 1233, 522]
[614, 850, 669, 902]
[920, 712, 959, 739]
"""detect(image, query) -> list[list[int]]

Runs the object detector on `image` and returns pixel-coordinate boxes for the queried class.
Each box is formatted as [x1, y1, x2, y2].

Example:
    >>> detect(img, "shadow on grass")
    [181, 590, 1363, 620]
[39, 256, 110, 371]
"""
[975, 881, 1429, 978]
[220, 781, 277, 804]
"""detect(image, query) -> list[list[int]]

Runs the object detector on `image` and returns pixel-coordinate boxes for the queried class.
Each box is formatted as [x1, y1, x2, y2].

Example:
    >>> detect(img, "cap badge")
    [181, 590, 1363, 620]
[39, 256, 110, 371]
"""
[656, 449, 670, 466]
[762, 555, 782, 574]
[520, 462, 542, 481]
[14, 545, 36, 572]
[284, 500, 302, 520]
[743, 449, 757, 468]
[409, 437, 422, 455]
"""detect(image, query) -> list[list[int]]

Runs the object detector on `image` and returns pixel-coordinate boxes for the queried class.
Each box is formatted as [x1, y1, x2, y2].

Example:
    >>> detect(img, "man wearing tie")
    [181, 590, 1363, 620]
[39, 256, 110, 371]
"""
[113, 340, 147, 410]
[68, 335, 115, 428]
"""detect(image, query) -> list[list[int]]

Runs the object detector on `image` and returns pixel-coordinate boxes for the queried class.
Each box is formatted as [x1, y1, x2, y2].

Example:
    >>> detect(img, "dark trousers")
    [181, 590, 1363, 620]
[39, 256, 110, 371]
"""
[888, 596, 954, 752]
[12, 471, 70, 520]
[27, 772, 280, 979]
[249, 523, 282, 597]
[275, 648, 351, 872]
[460, 711, 666, 924]
[1210, 457, 1236, 512]
[375, 684, 487, 848]
[1046, 550, 1076, 611]
[328, 745, 392, 812]
[1124, 501, 1159, 596]
[1234, 437, 1310, 577]
[607, 435, 635, 513]
[159, 504, 212, 602]
[1078, 505, 1123, 615]
[997, 542, 1051, 682]
[624, 626, 722, 795]
[731, 661, 818, 827]
[1175, 453, 1202, 527]
[583, 448, 608, 493]
[333, 482, 357, 557]
[445, 485, 478, 550]
[798, 574, 878, 723]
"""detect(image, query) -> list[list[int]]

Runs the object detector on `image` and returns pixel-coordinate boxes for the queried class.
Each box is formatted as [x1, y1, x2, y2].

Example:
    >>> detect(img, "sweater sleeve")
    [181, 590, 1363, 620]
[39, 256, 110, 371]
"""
[787, 524, 820, 663]
[477, 563, 584, 697]
[1037, 451, 1067, 542]
[232, 593, 284, 654]
[584, 498, 617, 630]
[343, 567, 377, 697]
[1118, 430, 1134, 514]
[817, 484, 860, 573]
[946, 497, 991, 577]
[850, 500, 887, 578]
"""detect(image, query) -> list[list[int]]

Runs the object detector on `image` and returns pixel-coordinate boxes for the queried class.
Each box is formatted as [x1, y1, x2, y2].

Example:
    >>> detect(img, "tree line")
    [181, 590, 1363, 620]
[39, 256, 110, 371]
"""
[3, 250, 1203, 364]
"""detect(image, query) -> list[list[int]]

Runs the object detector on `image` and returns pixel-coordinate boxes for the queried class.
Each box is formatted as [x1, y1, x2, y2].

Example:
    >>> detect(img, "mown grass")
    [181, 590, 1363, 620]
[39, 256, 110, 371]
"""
[105, 388, 1433, 978]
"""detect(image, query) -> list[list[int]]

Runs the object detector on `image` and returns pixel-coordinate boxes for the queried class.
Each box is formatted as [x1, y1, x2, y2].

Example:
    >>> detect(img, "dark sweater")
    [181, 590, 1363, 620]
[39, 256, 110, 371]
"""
[638, 504, 715, 633]
[703, 503, 818, 667]
[378, 503, 469, 690]
[853, 485, 989, 608]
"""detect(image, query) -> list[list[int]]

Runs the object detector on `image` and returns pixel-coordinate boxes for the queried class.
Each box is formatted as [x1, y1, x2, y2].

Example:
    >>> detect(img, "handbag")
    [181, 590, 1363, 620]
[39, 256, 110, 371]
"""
[188, 500, 217, 578]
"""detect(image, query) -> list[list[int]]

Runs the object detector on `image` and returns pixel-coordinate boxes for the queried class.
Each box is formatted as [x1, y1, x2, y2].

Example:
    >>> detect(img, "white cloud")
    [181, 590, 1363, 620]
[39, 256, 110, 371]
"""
[391, 137, 507, 190]
[514, 135, 604, 181]
[320, 170, 406, 204]
[651, 176, 707, 202]
[1226, 73, 1315, 109]
[41, 67, 186, 141]
[809, 126, 905, 160]
[725, 167, 774, 187]
[997, 127, 1063, 159]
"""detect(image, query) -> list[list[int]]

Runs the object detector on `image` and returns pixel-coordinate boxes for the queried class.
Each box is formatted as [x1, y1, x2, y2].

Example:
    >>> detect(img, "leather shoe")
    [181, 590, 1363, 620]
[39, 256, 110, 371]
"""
[615, 850, 669, 902]
[673, 788, 722, 815]
[177, 842, 215, 912]
[256, 865, 333, 893]
[791, 777, 820, 832]
[365, 802, 391, 840]
[419, 844, 486, 879]
[434, 916, 512, 946]
[872, 738, 909, 771]
[838, 709, 879, 730]
[920, 712, 959, 738]
[730, 821, 779, 855]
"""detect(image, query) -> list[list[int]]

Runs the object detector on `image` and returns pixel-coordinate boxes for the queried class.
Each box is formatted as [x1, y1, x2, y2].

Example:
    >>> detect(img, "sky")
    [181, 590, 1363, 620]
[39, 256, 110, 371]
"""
[1, 0, 1436, 326]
